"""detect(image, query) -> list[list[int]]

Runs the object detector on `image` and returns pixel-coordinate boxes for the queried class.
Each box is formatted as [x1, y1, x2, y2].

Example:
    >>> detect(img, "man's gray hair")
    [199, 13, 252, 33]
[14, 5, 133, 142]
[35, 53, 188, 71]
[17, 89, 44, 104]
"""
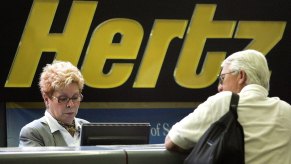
[221, 49, 270, 91]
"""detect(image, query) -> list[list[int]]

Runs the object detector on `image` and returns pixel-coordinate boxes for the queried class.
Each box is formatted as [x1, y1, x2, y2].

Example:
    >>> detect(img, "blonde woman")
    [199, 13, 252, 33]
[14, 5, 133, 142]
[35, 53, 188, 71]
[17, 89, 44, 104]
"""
[19, 60, 89, 147]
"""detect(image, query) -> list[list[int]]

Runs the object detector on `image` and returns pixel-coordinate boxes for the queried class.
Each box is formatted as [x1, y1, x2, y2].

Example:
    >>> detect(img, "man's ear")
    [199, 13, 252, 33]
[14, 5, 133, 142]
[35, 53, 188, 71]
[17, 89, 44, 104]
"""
[238, 70, 247, 85]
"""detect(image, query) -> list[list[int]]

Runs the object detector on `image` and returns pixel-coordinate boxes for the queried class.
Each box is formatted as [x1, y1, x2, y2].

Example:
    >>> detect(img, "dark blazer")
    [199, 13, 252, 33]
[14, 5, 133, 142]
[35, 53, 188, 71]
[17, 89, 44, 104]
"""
[19, 116, 89, 147]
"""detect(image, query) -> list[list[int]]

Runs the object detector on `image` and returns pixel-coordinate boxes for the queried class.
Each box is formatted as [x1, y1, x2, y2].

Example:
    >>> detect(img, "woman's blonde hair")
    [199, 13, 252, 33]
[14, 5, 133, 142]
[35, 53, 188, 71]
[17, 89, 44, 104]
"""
[39, 60, 84, 97]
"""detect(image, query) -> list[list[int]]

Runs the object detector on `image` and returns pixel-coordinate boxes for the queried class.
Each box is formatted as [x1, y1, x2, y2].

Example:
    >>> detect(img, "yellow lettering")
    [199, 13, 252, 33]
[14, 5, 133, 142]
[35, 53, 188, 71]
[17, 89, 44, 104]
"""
[174, 4, 236, 88]
[133, 20, 188, 88]
[5, 0, 97, 87]
[235, 21, 286, 54]
[5, 2, 286, 90]
[82, 19, 143, 88]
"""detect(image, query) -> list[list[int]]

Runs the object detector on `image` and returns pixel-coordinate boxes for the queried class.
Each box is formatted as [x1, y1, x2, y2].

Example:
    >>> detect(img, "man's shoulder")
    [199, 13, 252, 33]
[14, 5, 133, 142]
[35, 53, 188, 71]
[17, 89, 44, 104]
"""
[207, 91, 233, 102]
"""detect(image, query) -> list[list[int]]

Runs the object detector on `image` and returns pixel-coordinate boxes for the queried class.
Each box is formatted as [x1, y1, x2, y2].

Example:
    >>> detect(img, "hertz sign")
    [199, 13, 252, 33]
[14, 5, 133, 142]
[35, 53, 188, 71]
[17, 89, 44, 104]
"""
[1, 0, 291, 103]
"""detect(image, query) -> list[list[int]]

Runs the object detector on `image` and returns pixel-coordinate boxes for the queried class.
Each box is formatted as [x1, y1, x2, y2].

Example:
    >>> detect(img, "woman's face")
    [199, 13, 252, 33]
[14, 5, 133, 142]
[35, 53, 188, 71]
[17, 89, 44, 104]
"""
[45, 83, 81, 124]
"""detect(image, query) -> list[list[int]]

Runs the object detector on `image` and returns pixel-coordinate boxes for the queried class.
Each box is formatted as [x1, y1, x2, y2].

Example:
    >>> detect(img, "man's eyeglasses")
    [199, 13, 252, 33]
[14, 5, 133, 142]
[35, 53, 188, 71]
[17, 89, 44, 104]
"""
[218, 71, 237, 85]
[51, 94, 83, 104]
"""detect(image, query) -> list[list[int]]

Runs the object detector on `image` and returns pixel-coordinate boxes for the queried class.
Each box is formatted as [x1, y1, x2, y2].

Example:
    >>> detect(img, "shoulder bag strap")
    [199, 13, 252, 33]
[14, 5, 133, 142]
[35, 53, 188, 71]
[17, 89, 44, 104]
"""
[230, 93, 240, 119]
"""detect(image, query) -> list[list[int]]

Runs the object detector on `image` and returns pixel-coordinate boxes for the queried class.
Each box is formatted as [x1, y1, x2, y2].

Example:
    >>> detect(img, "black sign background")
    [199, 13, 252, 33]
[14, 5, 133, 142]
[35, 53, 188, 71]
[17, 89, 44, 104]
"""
[1, 0, 291, 103]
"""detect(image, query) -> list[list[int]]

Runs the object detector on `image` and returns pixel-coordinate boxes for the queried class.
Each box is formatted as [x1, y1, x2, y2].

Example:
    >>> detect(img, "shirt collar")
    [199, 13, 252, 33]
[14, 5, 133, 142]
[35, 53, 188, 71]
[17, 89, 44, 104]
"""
[44, 111, 81, 133]
[240, 84, 268, 98]
[45, 111, 63, 133]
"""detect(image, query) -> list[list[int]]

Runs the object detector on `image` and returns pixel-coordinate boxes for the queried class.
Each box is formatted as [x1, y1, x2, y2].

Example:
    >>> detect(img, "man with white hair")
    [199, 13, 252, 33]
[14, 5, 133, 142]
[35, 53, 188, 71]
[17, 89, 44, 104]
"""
[165, 49, 291, 164]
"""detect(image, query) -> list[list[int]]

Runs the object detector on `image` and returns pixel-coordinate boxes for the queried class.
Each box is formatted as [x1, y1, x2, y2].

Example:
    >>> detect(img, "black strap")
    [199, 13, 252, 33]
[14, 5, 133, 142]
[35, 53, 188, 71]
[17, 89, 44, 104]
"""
[229, 93, 240, 119]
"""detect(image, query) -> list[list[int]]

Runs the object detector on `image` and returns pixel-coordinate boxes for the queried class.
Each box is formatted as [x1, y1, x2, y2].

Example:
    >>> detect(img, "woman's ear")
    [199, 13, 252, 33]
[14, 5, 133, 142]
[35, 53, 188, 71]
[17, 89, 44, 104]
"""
[43, 94, 49, 106]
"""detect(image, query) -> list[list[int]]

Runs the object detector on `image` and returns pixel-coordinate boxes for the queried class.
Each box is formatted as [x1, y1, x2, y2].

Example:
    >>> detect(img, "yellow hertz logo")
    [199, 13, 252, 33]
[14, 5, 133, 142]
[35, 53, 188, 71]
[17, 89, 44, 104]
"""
[5, 0, 286, 89]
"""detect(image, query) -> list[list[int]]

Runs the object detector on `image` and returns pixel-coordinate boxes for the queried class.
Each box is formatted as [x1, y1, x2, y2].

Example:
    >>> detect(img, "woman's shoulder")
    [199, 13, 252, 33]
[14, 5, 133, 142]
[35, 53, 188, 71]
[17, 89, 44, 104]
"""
[75, 118, 90, 124]
[22, 116, 47, 129]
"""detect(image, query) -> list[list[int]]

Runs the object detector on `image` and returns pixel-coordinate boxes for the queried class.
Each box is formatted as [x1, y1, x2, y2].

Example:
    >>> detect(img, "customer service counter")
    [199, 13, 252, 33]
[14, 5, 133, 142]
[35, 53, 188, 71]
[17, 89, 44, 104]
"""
[0, 144, 187, 164]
